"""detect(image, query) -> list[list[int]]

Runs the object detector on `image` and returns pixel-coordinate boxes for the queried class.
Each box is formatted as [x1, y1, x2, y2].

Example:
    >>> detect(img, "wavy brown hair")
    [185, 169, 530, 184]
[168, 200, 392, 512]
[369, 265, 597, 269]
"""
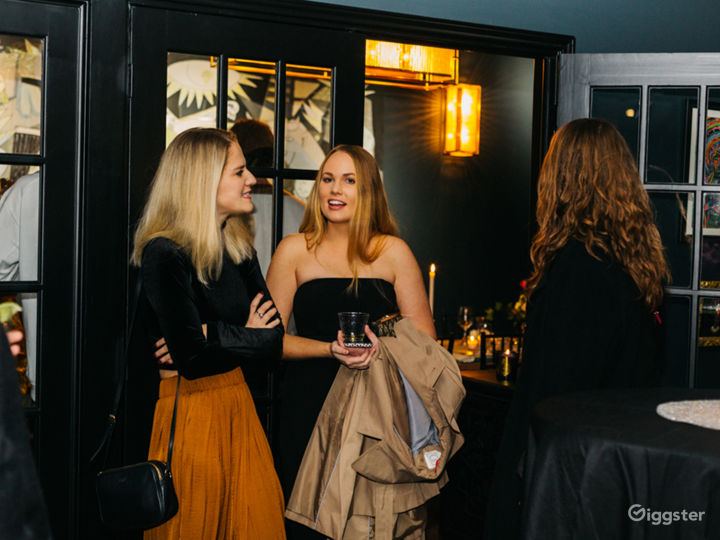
[300, 144, 398, 289]
[527, 118, 670, 310]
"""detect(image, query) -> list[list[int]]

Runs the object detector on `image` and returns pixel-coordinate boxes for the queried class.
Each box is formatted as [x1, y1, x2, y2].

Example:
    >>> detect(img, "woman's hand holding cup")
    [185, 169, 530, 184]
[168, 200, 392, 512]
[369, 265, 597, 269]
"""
[331, 325, 378, 369]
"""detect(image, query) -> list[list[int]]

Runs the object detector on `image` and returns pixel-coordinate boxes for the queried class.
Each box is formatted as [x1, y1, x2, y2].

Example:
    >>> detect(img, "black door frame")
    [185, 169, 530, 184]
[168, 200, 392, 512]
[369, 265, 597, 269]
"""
[0, 1, 83, 537]
[128, 4, 367, 242]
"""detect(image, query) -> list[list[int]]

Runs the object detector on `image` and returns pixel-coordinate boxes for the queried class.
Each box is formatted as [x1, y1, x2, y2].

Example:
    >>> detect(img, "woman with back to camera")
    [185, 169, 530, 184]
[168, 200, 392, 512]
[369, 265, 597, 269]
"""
[265, 144, 435, 539]
[132, 127, 285, 539]
[484, 118, 671, 539]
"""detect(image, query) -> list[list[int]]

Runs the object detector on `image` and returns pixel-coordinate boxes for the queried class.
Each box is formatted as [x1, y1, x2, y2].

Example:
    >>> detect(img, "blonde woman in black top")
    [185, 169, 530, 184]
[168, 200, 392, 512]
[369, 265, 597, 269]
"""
[132, 127, 286, 539]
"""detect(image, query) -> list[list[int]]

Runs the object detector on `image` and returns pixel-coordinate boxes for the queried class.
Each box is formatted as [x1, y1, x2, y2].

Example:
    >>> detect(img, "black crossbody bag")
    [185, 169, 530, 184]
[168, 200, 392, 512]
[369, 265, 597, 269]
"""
[91, 276, 180, 530]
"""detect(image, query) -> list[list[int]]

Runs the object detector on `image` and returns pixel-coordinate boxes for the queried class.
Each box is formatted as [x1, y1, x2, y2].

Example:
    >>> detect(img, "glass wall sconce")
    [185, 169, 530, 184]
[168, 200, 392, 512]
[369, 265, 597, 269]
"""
[444, 83, 481, 156]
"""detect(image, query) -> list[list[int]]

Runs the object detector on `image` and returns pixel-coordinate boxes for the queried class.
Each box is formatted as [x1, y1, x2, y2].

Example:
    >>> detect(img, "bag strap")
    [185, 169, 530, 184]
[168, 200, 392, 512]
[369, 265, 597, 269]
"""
[91, 274, 143, 465]
[91, 272, 182, 470]
[166, 374, 180, 471]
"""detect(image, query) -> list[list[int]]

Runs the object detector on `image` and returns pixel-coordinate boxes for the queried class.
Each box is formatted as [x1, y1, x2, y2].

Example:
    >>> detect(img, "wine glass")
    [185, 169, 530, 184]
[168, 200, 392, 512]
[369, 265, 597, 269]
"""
[457, 306, 473, 345]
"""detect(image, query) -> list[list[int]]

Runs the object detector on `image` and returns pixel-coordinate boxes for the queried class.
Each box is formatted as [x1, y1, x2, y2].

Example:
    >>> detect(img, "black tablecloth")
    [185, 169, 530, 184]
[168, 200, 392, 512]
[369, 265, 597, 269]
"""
[523, 388, 720, 540]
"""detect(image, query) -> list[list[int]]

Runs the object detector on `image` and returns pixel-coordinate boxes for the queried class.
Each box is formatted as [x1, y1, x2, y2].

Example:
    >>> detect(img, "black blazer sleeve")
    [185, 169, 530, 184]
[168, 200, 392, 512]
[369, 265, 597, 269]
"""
[213, 253, 283, 370]
[141, 239, 282, 379]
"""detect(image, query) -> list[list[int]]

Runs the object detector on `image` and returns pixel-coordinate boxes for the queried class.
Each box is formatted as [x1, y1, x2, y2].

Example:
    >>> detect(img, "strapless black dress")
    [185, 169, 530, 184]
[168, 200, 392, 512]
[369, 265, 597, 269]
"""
[277, 278, 398, 510]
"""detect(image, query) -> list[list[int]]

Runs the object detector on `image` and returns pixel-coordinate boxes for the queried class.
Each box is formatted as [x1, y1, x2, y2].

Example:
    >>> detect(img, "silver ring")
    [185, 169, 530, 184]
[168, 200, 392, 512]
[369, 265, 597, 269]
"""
[257, 311, 265, 318]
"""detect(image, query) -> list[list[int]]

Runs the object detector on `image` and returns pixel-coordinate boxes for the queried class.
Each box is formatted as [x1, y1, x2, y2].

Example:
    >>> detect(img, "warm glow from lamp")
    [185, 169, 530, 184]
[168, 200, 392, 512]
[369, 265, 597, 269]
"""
[444, 84, 481, 156]
[365, 40, 457, 90]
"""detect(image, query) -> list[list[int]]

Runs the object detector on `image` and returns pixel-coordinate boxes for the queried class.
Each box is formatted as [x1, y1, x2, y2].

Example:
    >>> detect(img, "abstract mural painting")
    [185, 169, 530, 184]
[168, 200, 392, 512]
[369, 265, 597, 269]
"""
[0, 34, 42, 182]
[166, 54, 333, 172]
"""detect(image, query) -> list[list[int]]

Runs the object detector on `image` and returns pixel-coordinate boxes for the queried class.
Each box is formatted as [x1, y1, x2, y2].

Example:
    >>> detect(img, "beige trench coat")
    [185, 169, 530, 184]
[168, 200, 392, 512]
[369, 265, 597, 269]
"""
[286, 319, 466, 539]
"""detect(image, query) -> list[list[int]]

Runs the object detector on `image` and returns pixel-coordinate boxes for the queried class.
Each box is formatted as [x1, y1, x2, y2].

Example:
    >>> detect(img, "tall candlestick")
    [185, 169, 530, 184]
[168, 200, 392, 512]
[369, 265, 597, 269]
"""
[429, 263, 436, 315]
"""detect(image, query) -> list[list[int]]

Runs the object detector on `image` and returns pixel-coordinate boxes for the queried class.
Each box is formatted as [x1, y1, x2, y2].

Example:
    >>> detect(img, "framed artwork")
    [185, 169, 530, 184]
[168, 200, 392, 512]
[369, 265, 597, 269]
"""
[706, 110, 720, 185]
[703, 192, 720, 236]
[684, 193, 720, 237]
[685, 194, 720, 236]
[698, 297, 720, 346]
[684, 110, 720, 237]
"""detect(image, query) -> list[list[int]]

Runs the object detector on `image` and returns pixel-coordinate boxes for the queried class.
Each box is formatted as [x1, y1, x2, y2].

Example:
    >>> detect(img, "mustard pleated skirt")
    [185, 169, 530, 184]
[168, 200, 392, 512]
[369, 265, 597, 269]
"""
[144, 368, 286, 540]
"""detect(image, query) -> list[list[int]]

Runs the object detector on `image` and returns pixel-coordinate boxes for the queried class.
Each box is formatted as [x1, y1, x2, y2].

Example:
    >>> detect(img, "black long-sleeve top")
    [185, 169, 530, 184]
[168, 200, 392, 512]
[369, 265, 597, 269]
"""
[484, 238, 663, 539]
[139, 237, 283, 380]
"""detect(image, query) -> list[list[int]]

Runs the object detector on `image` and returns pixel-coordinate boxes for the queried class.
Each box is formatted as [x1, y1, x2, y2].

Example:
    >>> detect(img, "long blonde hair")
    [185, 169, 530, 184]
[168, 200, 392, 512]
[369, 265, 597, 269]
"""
[131, 127, 254, 284]
[300, 145, 398, 288]
[527, 118, 670, 310]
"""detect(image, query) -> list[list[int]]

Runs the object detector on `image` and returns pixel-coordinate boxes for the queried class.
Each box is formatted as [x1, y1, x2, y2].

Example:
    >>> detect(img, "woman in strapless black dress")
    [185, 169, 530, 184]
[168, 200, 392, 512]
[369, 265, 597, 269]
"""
[266, 145, 436, 539]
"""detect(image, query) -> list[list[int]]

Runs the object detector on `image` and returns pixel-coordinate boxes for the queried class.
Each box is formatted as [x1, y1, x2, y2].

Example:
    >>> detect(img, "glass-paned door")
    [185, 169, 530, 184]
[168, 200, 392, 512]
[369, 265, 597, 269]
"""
[1, 1, 81, 536]
[129, 6, 364, 442]
[0, 31, 43, 405]
[559, 53, 720, 388]
[131, 6, 364, 271]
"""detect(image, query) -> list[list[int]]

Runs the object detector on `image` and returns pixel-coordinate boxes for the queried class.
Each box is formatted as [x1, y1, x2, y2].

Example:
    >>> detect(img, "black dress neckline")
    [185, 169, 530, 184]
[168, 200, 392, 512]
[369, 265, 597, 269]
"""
[296, 277, 395, 294]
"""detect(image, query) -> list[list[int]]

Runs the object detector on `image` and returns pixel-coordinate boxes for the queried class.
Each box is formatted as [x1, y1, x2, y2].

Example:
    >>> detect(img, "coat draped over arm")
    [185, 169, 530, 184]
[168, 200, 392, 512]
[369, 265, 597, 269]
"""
[286, 318, 466, 539]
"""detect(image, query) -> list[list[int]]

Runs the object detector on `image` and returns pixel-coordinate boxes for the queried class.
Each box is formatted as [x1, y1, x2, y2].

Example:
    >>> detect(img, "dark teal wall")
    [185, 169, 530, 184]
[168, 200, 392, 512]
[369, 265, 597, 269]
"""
[312, 0, 719, 53]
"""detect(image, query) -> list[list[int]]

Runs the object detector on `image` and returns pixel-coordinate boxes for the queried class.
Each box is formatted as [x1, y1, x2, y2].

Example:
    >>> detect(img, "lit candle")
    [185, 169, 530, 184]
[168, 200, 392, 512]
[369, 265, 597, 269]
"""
[467, 330, 478, 350]
[429, 263, 436, 315]
[496, 348, 518, 382]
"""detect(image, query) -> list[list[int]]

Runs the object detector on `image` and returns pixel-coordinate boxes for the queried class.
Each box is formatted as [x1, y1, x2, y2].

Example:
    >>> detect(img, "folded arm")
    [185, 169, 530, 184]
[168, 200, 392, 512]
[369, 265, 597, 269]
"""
[142, 240, 282, 379]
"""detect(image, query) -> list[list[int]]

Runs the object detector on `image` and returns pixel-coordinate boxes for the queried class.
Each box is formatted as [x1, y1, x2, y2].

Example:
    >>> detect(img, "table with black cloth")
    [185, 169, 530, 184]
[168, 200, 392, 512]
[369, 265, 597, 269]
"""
[522, 388, 720, 540]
